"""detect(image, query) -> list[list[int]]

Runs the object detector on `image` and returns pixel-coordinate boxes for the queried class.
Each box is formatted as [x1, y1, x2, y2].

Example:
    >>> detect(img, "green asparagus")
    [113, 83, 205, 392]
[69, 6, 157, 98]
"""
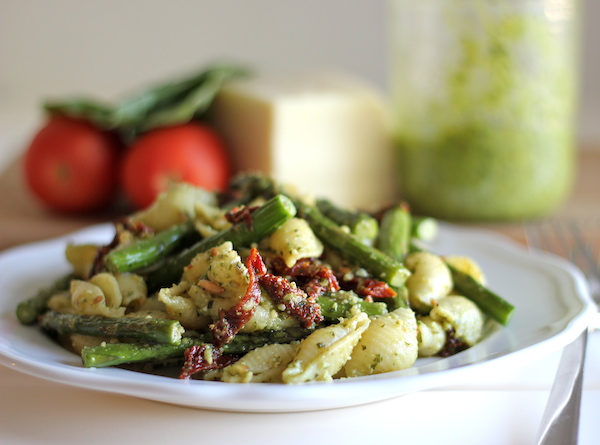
[316, 199, 379, 243]
[104, 222, 199, 273]
[388, 285, 409, 310]
[16, 274, 73, 325]
[40, 311, 184, 345]
[377, 203, 411, 261]
[145, 194, 297, 291]
[448, 264, 514, 326]
[81, 328, 314, 368]
[297, 201, 410, 287]
[224, 173, 280, 208]
[411, 216, 439, 242]
[317, 294, 388, 319]
[409, 242, 514, 325]
[82, 342, 187, 368]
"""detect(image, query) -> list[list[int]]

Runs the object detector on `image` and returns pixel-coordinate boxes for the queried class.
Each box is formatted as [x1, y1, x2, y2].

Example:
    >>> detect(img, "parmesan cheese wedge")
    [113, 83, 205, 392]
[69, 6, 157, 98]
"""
[209, 72, 396, 209]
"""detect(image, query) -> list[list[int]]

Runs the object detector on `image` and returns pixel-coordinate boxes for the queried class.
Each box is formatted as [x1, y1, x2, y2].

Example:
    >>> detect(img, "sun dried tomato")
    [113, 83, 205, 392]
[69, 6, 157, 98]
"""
[121, 219, 155, 237]
[179, 344, 238, 380]
[356, 278, 396, 299]
[260, 273, 323, 328]
[210, 247, 265, 348]
[338, 275, 396, 299]
[439, 328, 469, 357]
[224, 205, 258, 228]
[269, 257, 340, 299]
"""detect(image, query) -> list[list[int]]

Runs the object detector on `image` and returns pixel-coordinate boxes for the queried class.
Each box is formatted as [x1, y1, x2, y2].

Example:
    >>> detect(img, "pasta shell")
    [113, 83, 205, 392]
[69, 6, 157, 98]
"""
[282, 310, 370, 383]
[222, 343, 300, 383]
[343, 307, 418, 377]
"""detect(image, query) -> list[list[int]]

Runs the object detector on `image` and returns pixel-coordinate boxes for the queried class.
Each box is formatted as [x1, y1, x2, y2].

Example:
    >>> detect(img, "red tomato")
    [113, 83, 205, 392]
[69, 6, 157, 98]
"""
[24, 115, 121, 213]
[120, 123, 232, 209]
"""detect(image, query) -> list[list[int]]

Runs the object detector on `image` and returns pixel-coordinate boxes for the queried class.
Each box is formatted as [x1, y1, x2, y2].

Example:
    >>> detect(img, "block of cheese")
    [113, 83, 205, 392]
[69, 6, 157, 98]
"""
[209, 72, 396, 209]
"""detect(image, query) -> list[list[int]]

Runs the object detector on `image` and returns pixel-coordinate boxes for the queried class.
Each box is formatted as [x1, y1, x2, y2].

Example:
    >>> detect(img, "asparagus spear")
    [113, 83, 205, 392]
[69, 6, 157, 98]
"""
[447, 264, 514, 326]
[40, 311, 185, 345]
[104, 222, 199, 273]
[317, 295, 388, 319]
[222, 173, 280, 208]
[297, 201, 410, 287]
[409, 242, 514, 325]
[145, 194, 297, 291]
[388, 285, 409, 311]
[376, 205, 418, 311]
[16, 274, 73, 325]
[316, 199, 379, 243]
[411, 216, 439, 242]
[377, 203, 411, 261]
[81, 328, 314, 368]
[82, 342, 187, 368]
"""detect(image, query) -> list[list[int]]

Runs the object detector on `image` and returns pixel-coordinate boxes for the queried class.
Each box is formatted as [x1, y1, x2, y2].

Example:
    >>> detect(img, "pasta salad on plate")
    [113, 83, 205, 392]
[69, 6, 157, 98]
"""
[15, 174, 514, 384]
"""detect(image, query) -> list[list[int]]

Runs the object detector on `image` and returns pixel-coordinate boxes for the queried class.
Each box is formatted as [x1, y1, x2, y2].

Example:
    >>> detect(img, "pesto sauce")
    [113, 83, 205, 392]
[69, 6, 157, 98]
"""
[393, 1, 578, 221]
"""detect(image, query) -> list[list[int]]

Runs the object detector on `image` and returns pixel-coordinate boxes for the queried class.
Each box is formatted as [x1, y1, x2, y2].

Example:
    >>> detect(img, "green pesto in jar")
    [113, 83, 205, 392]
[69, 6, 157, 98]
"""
[392, 1, 578, 221]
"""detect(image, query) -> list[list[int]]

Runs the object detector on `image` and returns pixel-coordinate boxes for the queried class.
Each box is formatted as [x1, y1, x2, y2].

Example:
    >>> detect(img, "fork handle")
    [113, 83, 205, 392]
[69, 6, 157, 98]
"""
[537, 330, 588, 445]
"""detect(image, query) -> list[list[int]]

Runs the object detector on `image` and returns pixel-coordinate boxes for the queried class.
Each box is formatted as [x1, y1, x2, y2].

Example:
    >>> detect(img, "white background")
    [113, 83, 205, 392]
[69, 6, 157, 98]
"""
[1, 0, 598, 171]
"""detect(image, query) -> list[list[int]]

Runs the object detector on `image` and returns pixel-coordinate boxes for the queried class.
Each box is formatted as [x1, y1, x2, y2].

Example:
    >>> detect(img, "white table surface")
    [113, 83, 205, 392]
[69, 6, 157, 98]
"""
[1, 331, 598, 445]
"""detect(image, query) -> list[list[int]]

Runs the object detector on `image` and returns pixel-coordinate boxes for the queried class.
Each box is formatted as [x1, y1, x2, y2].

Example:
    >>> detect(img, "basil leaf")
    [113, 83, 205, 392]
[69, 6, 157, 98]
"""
[43, 99, 115, 129]
[40, 63, 250, 142]
[113, 64, 250, 137]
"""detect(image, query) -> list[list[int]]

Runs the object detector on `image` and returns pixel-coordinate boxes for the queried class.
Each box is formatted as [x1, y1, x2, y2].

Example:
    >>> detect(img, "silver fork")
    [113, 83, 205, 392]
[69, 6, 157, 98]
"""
[525, 219, 600, 445]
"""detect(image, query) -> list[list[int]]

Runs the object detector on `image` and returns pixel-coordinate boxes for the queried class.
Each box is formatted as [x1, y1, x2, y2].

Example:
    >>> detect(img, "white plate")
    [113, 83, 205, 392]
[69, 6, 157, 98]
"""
[0, 223, 595, 412]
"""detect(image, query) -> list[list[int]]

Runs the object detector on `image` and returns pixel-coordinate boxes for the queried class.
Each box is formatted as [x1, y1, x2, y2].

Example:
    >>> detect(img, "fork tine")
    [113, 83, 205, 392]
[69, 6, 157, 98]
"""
[525, 219, 600, 306]
[524, 222, 547, 253]
[525, 221, 569, 258]
[568, 220, 600, 292]
[552, 220, 572, 259]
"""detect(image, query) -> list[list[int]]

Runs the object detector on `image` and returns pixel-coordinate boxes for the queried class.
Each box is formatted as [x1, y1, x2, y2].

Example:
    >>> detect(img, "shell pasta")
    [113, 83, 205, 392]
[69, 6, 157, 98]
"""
[16, 176, 513, 383]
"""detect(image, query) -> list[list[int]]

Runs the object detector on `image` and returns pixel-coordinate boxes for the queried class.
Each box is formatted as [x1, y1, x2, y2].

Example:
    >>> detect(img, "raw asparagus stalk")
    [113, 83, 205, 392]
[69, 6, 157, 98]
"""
[448, 264, 515, 326]
[40, 311, 184, 345]
[16, 274, 73, 325]
[316, 199, 379, 243]
[104, 222, 199, 273]
[145, 194, 297, 291]
[377, 203, 411, 261]
[81, 327, 314, 368]
[297, 201, 410, 287]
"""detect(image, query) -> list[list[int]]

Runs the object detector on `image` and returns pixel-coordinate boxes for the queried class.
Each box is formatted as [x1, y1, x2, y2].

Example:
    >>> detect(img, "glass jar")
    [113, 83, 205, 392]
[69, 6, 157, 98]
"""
[389, 0, 580, 221]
